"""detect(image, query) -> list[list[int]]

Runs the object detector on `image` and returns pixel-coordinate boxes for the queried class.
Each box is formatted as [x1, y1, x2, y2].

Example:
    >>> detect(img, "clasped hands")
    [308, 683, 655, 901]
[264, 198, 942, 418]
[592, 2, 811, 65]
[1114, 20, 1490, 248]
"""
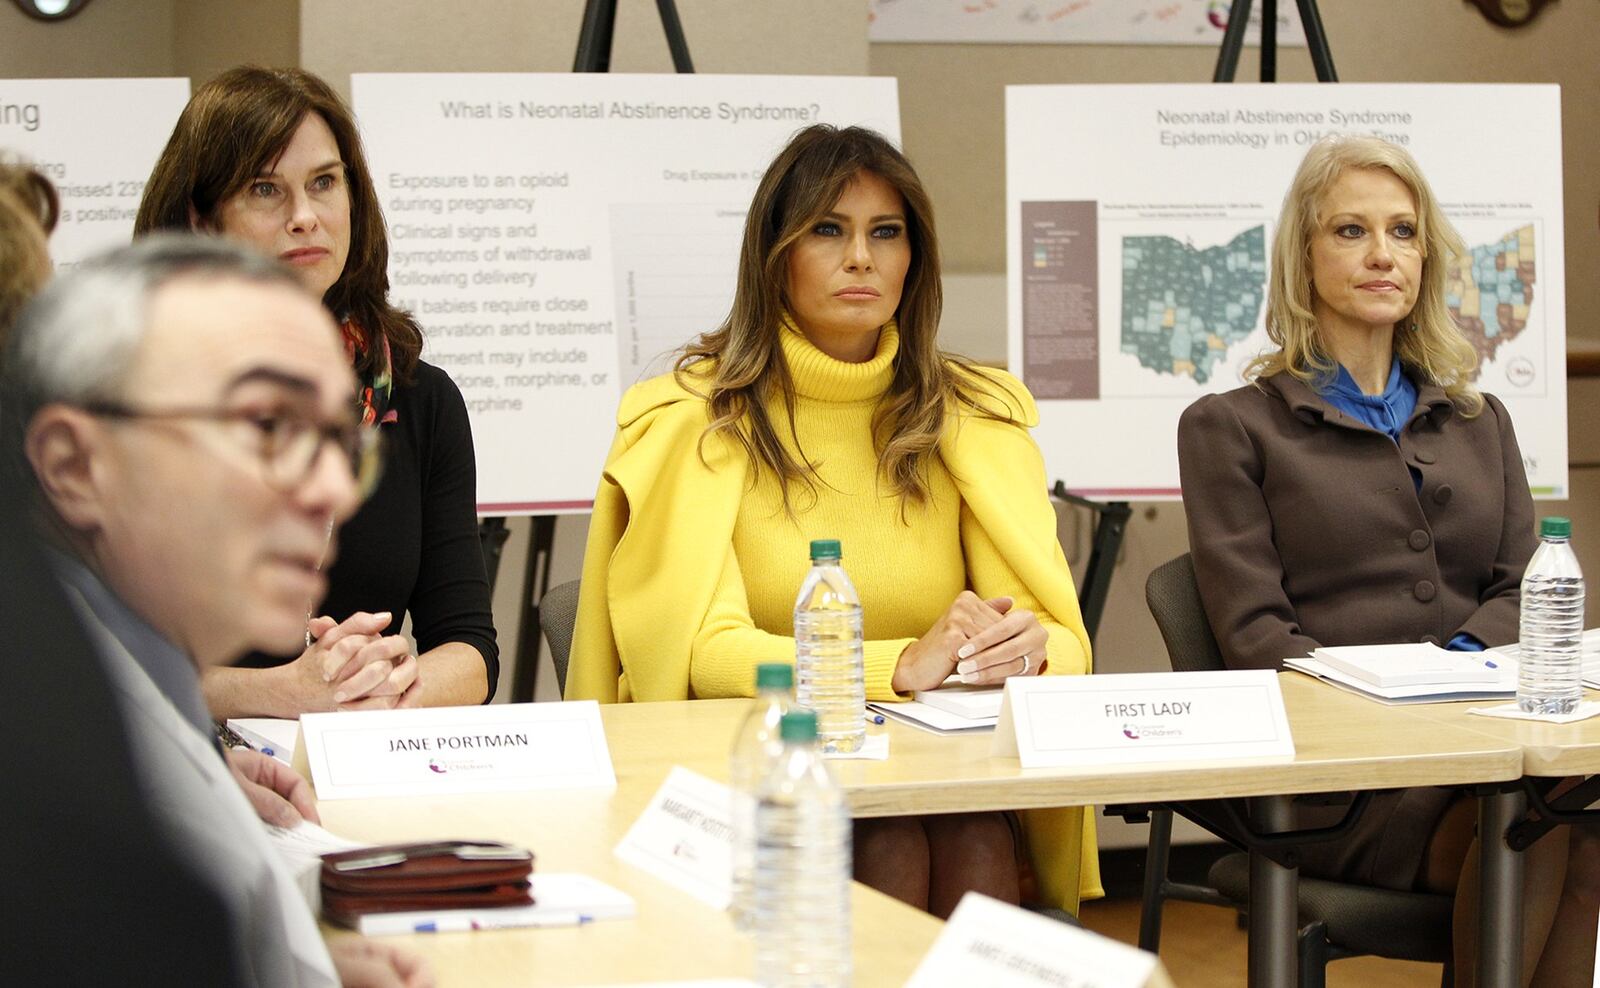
[288, 611, 423, 713]
[892, 591, 1048, 693]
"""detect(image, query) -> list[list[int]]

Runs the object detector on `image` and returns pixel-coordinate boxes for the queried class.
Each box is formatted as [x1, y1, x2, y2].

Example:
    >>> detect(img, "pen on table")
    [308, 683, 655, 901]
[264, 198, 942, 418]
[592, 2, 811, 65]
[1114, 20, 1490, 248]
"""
[865, 712, 885, 725]
[406, 911, 592, 933]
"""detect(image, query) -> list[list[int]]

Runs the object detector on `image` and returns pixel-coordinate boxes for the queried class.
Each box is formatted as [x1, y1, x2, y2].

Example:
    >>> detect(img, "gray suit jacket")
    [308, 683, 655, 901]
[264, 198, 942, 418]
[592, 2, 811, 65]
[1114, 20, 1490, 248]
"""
[68, 591, 339, 988]
[1178, 371, 1536, 671]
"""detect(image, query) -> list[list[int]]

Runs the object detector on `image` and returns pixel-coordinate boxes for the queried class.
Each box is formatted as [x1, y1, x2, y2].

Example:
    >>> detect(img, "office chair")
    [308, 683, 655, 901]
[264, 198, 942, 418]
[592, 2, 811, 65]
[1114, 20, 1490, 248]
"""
[539, 579, 583, 696]
[1142, 553, 1454, 988]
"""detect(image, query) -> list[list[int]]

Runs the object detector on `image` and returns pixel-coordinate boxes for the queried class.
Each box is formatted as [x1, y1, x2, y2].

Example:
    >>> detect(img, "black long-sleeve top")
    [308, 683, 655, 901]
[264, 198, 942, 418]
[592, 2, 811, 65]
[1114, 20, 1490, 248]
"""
[240, 360, 499, 697]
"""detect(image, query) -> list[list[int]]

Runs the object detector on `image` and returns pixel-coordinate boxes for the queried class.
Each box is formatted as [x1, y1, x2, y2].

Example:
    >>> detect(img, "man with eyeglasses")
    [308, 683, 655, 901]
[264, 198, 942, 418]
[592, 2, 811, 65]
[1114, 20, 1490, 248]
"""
[3, 236, 432, 987]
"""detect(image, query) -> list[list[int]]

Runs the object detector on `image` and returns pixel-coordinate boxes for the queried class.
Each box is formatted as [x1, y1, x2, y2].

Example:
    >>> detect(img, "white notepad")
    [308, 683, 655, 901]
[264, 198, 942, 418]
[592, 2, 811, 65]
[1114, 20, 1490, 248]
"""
[1311, 643, 1502, 688]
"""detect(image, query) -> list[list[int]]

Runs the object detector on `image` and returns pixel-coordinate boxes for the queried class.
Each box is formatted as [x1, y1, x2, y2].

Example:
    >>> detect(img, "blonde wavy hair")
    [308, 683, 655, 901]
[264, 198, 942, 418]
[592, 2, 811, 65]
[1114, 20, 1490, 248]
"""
[676, 125, 1011, 509]
[1246, 135, 1482, 416]
[0, 160, 58, 347]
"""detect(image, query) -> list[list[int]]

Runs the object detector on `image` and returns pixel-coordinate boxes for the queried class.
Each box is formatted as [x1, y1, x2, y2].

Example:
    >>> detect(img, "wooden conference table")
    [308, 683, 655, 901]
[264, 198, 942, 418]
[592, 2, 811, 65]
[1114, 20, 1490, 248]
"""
[314, 677, 1525, 987]
[315, 747, 943, 986]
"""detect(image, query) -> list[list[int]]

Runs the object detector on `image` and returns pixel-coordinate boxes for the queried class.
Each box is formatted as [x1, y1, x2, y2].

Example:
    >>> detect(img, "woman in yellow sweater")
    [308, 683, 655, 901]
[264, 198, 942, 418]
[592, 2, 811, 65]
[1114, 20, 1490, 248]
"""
[568, 125, 1098, 916]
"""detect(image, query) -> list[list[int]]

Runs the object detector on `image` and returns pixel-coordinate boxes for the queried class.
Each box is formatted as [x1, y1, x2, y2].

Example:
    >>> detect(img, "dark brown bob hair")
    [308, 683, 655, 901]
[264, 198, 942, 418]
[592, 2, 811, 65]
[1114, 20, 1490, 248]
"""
[134, 65, 421, 384]
[677, 124, 1007, 508]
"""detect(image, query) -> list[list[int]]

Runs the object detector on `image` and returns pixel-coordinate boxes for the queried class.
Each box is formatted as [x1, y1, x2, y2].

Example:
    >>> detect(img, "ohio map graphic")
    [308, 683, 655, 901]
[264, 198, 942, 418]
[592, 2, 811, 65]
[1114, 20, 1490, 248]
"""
[1120, 225, 1266, 384]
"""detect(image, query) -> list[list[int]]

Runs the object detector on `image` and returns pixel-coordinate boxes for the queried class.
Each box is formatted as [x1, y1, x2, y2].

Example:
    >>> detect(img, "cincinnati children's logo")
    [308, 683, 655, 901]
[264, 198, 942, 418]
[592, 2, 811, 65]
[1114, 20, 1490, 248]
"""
[1122, 723, 1141, 740]
[428, 759, 449, 774]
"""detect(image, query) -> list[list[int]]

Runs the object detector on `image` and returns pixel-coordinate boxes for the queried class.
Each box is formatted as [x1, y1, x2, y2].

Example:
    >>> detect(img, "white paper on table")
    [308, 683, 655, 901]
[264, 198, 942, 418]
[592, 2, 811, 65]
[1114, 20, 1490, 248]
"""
[1485, 629, 1600, 688]
[821, 733, 890, 761]
[614, 766, 735, 909]
[869, 700, 997, 735]
[227, 717, 300, 764]
[1468, 701, 1600, 724]
[906, 892, 1157, 987]
[265, 819, 369, 906]
[913, 679, 1006, 719]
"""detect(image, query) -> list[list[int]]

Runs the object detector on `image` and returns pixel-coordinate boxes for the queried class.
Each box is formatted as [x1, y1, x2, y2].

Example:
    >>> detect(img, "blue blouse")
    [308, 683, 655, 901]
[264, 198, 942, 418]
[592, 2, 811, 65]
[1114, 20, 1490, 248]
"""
[1317, 356, 1417, 442]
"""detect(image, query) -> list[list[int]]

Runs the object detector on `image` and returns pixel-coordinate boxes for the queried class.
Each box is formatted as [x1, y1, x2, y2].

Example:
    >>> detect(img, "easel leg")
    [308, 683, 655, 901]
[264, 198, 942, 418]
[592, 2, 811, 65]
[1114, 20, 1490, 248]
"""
[510, 515, 558, 702]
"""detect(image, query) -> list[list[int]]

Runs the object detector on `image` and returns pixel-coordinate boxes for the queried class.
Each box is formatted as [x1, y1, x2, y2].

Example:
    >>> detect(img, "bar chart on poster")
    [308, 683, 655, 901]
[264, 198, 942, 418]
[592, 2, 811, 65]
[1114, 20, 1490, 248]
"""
[354, 73, 900, 512]
[1007, 84, 1566, 498]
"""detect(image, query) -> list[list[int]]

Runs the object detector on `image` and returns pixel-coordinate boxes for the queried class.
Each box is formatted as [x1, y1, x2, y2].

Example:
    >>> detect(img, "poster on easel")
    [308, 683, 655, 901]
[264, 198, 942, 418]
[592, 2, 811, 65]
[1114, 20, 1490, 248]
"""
[1006, 83, 1567, 499]
[353, 73, 901, 514]
[0, 78, 190, 267]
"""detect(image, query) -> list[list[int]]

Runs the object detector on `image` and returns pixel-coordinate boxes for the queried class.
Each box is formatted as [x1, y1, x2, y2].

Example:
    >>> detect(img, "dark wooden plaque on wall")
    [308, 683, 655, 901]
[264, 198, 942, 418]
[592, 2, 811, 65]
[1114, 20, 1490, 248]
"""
[1469, 0, 1557, 27]
[9, 0, 94, 21]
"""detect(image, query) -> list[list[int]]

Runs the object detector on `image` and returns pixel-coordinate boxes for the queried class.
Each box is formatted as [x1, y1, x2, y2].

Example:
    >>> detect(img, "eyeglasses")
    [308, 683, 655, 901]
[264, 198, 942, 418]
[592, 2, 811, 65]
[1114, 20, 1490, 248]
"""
[81, 400, 384, 499]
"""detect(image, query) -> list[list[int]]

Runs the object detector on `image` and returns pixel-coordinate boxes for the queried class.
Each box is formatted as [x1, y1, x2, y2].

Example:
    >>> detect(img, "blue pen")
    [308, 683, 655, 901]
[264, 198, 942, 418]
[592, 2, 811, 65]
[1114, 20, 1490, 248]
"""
[865, 712, 885, 725]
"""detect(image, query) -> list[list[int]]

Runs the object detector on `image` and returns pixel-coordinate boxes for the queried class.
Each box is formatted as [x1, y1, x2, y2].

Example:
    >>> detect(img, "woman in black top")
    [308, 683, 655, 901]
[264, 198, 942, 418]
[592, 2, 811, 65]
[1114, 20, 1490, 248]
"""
[136, 66, 497, 714]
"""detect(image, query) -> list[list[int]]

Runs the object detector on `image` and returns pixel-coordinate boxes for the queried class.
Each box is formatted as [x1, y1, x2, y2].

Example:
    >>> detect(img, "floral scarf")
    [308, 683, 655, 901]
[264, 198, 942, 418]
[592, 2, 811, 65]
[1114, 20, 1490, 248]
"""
[340, 317, 396, 427]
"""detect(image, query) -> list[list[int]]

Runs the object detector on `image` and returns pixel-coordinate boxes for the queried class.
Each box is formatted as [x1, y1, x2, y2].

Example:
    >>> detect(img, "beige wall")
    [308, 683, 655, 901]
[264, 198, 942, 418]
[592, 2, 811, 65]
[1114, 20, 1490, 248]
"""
[301, 0, 868, 100]
[0, 0, 175, 77]
[173, 0, 298, 87]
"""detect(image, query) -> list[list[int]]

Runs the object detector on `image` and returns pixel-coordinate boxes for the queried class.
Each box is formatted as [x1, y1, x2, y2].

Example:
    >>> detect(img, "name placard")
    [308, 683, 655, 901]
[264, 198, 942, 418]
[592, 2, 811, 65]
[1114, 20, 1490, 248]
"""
[614, 766, 735, 909]
[906, 892, 1161, 988]
[301, 701, 615, 799]
[991, 670, 1293, 769]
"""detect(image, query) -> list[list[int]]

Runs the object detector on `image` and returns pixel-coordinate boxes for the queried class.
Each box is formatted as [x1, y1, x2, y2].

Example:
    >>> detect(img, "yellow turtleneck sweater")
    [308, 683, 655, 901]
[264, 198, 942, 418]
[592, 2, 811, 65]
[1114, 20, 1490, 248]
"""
[569, 316, 1099, 910]
[690, 318, 1087, 701]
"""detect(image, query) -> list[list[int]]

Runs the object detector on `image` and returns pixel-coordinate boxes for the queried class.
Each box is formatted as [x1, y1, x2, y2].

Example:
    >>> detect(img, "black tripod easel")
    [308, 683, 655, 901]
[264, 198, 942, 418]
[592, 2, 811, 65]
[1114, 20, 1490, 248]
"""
[1213, 0, 1337, 83]
[481, 0, 696, 704]
[1050, 485, 1131, 647]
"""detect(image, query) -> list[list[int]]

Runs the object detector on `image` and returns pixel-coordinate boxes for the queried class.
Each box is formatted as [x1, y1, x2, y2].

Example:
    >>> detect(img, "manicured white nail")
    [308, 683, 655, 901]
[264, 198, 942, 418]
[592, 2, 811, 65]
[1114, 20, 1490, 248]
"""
[960, 672, 979, 685]
[957, 660, 975, 676]
[333, 691, 347, 703]
[957, 644, 975, 659]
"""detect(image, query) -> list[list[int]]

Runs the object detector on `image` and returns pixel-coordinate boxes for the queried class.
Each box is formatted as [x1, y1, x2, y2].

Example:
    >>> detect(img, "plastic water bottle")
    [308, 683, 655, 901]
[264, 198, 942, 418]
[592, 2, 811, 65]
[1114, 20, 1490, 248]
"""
[1517, 517, 1586, 715]
[729, 663, 794, 931]
[753, 709, 851, 988]
[793, 539, 865, 755]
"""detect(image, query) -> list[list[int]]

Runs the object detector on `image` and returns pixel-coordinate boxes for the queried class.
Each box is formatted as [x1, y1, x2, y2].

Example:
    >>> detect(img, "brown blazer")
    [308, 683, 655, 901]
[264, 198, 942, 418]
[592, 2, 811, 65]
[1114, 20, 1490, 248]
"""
[1178, 371, 1536, 672]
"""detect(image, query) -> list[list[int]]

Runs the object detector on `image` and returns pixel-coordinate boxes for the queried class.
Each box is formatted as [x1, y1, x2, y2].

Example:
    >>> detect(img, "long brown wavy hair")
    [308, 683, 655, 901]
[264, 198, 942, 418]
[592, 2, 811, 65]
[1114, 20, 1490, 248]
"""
[1247, 135, 1482, 415]
[134, 65, 422, 384]
[676, 125, 1008, 509]
[0, 160, 57, 347]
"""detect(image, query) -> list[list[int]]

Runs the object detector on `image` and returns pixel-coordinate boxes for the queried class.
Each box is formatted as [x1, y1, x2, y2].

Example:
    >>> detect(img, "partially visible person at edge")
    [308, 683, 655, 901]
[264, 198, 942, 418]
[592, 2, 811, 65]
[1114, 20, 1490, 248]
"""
[566, 124, 1099, 918]
[3, 158, 324, 831]
[135, 66, 497, 717]
[1178, 134, 1597, 986]
[0, 158, 57, 344]
[4, 236, 433, 987]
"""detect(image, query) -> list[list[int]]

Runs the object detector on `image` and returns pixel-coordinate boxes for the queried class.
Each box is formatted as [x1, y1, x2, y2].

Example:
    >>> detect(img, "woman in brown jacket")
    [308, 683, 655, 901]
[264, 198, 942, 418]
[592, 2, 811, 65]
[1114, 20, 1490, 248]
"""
[1178, 136, 1594, 986]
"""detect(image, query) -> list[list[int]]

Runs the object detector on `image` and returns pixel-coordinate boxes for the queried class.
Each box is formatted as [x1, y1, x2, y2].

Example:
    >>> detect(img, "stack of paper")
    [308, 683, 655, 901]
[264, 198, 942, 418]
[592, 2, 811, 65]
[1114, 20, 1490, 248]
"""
[869, 679, 1004, 735]
[1485, 628, 1600, 688]
[1286, 642, 1516, 704]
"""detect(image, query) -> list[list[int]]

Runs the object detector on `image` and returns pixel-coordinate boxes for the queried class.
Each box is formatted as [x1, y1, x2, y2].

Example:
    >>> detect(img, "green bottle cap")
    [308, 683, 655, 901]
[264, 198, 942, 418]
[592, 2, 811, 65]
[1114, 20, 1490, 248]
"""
[754, 663, 793, 691]
[779, 709, 819, 744]
[1541, 516, 1572, 539]
[809, 539, 841, 561]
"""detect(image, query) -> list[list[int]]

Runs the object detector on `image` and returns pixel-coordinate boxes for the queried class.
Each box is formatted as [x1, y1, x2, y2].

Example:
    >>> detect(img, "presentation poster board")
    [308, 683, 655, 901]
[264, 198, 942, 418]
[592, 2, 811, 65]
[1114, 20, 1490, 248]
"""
[0, 78, 190, 267]
[869, 0, 1304, 46]
[1006, 84, 1567, 499]
[353, 73, 901, 513]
